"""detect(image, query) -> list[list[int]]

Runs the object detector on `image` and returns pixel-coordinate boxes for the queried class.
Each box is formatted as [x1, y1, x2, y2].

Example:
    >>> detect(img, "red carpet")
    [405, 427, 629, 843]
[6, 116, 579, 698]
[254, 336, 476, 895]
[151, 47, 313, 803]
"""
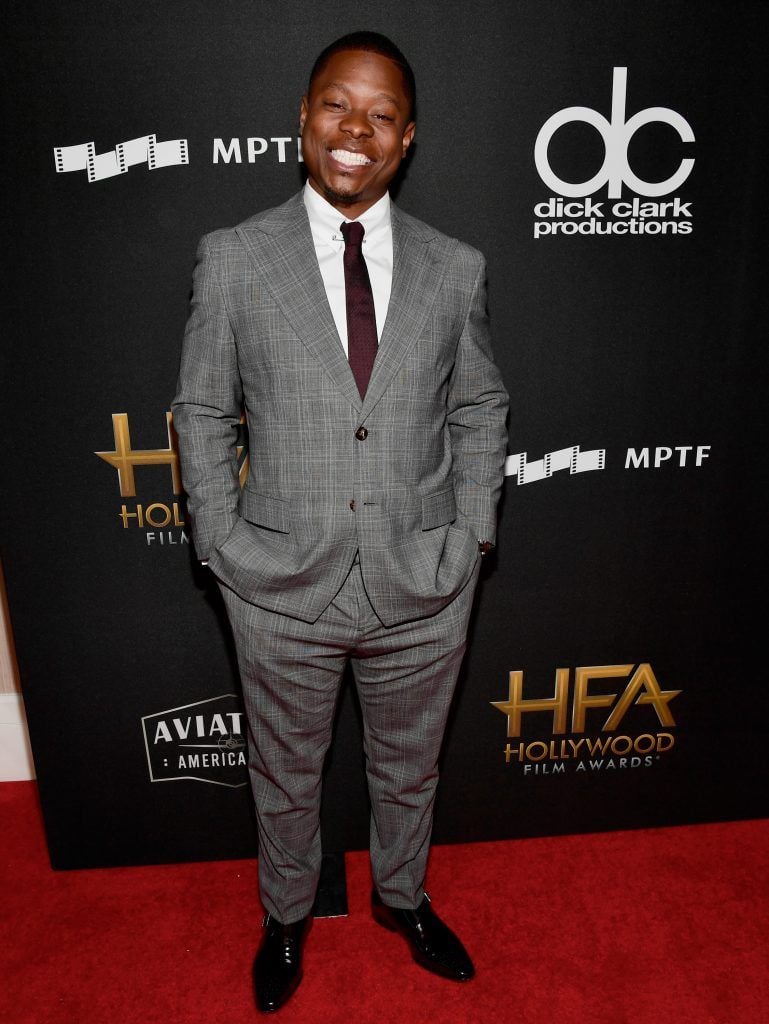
[1, 782, 767, 1024]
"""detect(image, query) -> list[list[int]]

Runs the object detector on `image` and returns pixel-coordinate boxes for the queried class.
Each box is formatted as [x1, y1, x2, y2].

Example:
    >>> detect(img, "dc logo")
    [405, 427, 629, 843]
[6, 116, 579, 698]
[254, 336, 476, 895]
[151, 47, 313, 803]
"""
[535, 68, 694, 199]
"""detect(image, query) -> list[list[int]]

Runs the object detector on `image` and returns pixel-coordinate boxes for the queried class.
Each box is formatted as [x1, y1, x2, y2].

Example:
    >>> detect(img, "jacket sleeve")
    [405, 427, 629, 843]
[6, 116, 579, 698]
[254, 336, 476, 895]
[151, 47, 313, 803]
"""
[447, 253, 509, 545]
[171, 234, 243, 560]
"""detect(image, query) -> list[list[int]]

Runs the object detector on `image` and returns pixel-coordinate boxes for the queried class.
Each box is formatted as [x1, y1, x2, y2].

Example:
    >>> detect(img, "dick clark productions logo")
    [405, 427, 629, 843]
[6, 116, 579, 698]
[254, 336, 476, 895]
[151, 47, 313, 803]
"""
[533, 67, 695, 239]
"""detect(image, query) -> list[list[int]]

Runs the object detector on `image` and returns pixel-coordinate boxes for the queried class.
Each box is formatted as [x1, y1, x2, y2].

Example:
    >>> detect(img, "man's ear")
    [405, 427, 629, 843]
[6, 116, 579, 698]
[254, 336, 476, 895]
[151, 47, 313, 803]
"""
[402, 122, 416, 157]
[299, 95, 308, 133]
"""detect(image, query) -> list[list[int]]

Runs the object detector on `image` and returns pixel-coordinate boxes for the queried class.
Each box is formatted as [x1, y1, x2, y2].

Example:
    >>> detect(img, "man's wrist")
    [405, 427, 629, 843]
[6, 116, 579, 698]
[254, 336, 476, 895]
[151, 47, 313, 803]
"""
[478, 541, 494, 556]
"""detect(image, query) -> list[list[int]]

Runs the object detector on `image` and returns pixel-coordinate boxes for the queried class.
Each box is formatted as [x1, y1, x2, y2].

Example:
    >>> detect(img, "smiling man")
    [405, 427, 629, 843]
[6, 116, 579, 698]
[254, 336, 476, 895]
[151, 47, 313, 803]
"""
[172, 31, 508, 1014]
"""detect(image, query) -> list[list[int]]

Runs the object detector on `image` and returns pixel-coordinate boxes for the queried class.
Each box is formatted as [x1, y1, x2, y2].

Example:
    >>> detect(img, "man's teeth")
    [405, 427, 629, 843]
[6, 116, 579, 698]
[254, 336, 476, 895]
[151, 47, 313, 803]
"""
[330, 149, 372, 166]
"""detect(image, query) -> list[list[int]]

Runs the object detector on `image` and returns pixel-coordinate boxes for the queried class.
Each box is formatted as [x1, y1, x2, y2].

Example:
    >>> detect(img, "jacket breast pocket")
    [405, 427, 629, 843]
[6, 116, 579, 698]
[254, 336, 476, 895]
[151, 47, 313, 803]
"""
[239, 490, 291, 534]
[421, 487, 457, 531]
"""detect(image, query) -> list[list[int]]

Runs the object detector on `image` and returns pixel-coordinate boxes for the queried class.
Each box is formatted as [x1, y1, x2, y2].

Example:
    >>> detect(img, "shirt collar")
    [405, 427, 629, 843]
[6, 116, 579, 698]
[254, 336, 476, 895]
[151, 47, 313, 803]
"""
[303, 182, 391, 250]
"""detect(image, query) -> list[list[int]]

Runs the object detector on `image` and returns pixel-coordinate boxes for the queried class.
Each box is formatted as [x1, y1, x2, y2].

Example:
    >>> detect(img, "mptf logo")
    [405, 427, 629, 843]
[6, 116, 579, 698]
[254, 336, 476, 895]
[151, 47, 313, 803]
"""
[54, 134, 188, 183]
[491, 663, 681, 775]
[95, 410, 249, 547]
[141, 694, 248, 787]
[533, 68, 695, 239]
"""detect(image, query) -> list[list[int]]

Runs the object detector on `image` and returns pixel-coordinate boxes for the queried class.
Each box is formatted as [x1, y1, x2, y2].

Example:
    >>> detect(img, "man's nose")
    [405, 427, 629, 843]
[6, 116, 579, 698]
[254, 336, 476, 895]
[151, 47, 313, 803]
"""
[339, 110, 374, 137]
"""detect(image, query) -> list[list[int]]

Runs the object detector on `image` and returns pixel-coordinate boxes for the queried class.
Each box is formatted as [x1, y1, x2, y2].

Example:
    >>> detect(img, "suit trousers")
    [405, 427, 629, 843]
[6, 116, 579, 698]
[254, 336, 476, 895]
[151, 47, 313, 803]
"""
[218, 553, 481, 924]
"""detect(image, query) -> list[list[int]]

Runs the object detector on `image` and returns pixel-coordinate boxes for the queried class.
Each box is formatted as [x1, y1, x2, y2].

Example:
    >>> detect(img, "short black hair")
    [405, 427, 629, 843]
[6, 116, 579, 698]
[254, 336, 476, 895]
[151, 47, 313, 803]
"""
[308, 31, 416, 119]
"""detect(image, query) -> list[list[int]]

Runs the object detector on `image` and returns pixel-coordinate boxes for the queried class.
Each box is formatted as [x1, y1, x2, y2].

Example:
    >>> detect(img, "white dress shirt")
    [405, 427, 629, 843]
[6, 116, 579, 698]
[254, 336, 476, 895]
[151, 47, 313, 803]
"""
[303, 182, 393, 355]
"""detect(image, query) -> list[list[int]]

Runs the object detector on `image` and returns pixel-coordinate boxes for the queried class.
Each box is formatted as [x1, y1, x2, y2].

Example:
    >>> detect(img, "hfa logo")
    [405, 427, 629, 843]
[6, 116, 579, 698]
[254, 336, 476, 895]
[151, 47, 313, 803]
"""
[96, 412, 182, 499]
[95, 411, 249, 546]
[532, 68, 695, 239]
[491, 663, 681, 775]
[141, 694, 248, 787]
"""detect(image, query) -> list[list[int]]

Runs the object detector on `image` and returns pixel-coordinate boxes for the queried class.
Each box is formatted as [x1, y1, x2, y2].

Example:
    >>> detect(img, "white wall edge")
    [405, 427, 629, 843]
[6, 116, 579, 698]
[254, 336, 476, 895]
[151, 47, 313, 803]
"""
[0, 693, 36, 781]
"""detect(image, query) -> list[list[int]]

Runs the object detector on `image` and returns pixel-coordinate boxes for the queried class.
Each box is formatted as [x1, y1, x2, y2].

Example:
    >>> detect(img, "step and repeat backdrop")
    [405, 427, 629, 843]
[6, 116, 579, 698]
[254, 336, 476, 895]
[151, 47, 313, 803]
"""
[3, 1, 766, 867]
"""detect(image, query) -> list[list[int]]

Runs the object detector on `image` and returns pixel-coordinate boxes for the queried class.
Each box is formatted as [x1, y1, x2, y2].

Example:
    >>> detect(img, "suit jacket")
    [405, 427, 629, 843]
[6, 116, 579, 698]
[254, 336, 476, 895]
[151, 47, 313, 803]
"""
[172, 191, 508, 627]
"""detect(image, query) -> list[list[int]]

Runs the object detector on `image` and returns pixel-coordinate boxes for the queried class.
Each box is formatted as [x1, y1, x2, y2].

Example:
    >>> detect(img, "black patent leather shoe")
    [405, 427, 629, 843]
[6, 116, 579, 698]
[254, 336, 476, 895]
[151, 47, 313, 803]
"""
[252, 913, 310, 1013]
[372, 890, 474, 981]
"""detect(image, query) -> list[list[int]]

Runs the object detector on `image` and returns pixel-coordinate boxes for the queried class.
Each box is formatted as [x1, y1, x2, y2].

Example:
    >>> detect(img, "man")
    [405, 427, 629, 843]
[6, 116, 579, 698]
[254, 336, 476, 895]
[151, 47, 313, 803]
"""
[172, 31, 508, 1014]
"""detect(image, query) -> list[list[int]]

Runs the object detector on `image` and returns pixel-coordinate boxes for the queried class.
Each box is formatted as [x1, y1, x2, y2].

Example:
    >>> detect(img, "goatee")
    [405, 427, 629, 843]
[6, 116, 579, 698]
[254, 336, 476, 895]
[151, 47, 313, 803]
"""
[323, 184, 363, 209]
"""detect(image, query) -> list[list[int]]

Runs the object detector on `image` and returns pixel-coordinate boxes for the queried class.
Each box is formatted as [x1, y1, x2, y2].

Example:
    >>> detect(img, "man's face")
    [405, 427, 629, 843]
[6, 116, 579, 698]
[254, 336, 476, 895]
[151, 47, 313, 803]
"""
[300, 49, 415, 218]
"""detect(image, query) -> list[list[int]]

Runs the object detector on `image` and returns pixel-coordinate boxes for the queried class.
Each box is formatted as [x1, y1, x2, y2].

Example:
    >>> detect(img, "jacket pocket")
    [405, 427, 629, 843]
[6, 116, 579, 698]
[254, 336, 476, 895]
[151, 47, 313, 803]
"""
[238, 490, 291, 534]
[421, 486, 457, 531]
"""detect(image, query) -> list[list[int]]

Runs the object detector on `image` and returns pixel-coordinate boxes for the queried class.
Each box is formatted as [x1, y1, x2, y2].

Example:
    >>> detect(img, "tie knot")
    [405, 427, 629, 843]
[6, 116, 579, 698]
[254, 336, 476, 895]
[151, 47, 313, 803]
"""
[340, 221, 365, 249]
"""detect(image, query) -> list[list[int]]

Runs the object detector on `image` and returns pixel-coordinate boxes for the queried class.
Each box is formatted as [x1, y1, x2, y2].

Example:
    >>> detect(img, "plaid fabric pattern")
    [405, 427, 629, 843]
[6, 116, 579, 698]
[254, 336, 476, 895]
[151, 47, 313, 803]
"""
[172, 191, 508, 628]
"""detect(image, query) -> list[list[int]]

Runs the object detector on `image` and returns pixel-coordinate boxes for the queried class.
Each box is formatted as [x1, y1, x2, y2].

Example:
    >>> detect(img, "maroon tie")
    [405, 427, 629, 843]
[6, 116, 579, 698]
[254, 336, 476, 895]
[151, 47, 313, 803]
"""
[341, 221, 378, 399]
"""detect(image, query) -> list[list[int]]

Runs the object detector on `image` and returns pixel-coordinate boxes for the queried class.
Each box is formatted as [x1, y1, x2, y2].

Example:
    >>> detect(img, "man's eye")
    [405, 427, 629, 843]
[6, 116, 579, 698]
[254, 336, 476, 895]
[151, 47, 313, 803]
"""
[325, 101, 344, 110]
[374, 113, 394, 122]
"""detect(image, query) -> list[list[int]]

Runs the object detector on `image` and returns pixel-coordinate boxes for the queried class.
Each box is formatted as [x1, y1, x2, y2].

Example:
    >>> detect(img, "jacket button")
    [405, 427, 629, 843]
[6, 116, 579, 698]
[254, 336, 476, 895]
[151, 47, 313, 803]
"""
[355, 426, 368, 441]
[349, 500, 356, 511]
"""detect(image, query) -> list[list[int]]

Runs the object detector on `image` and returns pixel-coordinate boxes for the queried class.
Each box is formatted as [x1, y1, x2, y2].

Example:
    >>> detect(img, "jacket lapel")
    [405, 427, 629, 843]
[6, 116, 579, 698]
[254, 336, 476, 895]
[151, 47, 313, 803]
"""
[235, 193, 362, 413]
[234, 193, 457, 419]
[360, 203, 457, 420]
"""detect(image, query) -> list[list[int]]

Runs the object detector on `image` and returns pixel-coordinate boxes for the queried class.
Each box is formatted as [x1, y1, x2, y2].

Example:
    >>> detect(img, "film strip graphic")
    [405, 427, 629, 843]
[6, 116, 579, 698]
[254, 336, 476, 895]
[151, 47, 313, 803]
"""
[54, 134, 189, 183]
[505, 445, 606, 485]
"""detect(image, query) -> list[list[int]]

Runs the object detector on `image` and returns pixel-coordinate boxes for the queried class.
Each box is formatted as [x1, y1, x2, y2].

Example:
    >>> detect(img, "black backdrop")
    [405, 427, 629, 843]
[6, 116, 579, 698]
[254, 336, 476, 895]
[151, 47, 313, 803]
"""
[2, 0, 767, 868]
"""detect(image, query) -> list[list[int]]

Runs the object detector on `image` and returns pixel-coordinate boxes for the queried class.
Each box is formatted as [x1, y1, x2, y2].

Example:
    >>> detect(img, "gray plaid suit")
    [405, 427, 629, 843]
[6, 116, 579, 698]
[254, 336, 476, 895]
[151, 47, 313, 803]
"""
[172, 191, 508, 921]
